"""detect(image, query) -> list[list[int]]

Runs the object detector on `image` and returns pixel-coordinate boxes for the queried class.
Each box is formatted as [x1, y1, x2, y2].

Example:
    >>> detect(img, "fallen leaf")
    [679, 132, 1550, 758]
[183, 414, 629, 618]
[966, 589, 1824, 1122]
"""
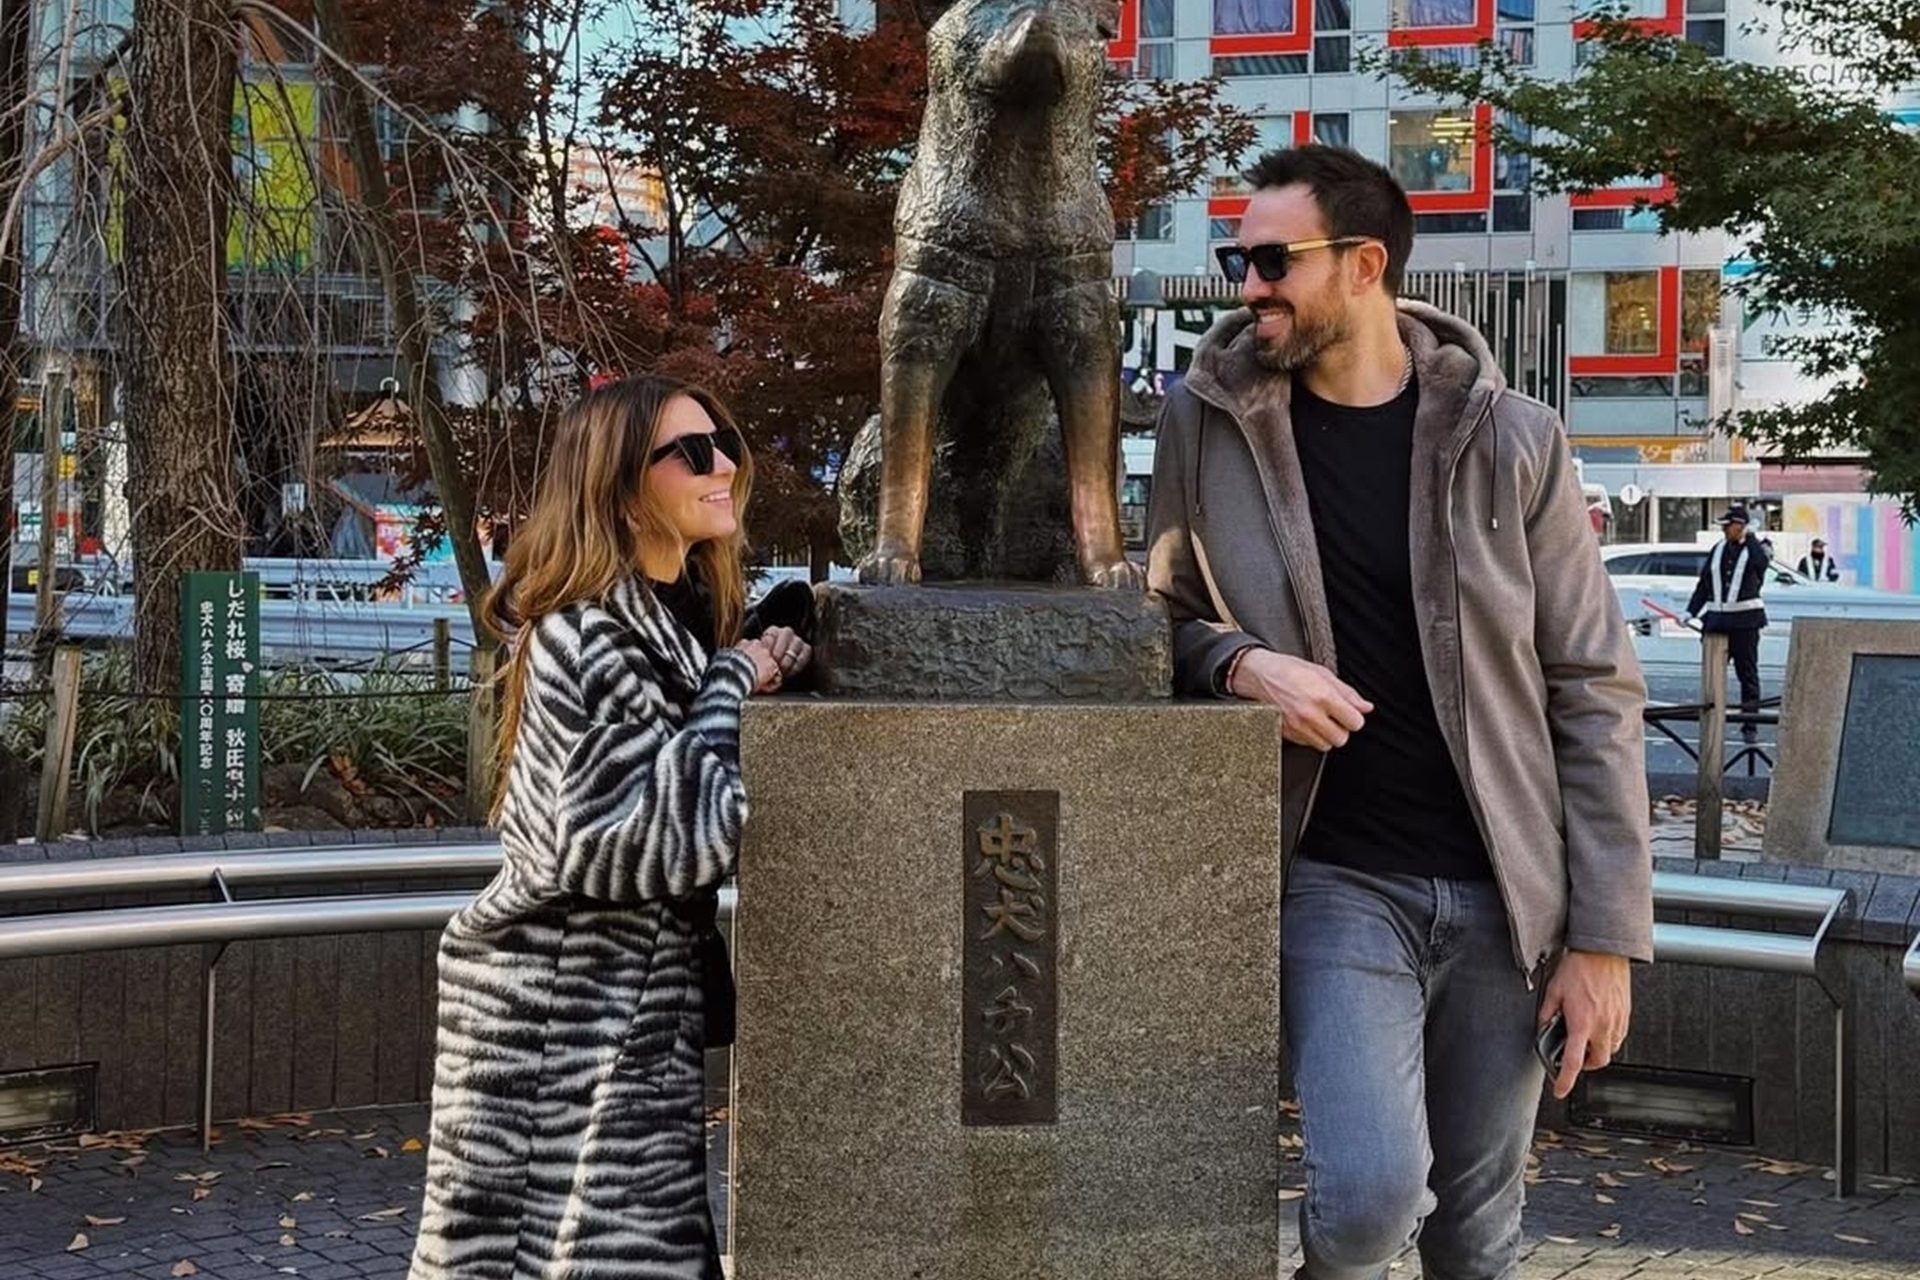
[1595, 1194, 1615, 1205]
[255, 1160, 292, 1171]
[292, 1191, 314, 1202]
[1738, 1211, 1770, 1223]
[1546, 1235, 1579, 1246]
[279, 1215, 297, 1229]
[29, 1177, 42, 1193]
[366, 1146, 390, 1159]
[84, 1215, 126, 1227]
[279, 1233, 296, 1247]
[1733, 1220, 1754, 1236]
[1835, 1234, 1875, 1245]
[1599, 1224, 1621, 1239]
[171, 1263, 200, 1278]
[169, 1207, 187, 1215]
[192, 1187, 211, 1202]
[401, 1137, 424, 1153]
[1277, 1188, 1305, 1201]
[1595, 1172, 1626, 1188]
[68, 1233, 89, 1252]
[1741, 1198, 1779, 1208]
[357, 1206, 407, 1221]
[351, 1131, 376, 1141]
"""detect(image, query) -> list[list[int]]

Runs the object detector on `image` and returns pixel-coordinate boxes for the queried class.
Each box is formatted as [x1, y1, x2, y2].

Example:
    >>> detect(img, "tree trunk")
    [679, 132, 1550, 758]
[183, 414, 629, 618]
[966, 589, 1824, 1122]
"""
[311, 0, 492, 640]
[0, 0, 30, 649]
[122, 0, 245, 697]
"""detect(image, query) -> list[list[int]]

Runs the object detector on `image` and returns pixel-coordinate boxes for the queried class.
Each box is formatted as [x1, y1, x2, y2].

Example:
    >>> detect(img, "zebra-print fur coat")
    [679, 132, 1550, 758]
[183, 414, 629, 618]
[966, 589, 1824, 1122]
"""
[409, 576, 753, 1280]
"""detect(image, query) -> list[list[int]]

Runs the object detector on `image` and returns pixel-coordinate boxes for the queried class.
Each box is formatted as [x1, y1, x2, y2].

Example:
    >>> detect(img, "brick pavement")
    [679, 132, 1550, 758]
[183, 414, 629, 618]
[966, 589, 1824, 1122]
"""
[1, 1105, 1915, 1279]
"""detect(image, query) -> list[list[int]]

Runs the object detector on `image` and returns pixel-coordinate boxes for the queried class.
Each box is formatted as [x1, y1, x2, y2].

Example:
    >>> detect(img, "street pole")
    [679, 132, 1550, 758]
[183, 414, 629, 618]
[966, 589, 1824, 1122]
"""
[33, 365, 65, 656]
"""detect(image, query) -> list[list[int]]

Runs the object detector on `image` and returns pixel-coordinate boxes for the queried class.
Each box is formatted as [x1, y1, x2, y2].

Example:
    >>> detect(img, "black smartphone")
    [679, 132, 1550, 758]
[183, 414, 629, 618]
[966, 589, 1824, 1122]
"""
[1535, 1012, 1567, 1076]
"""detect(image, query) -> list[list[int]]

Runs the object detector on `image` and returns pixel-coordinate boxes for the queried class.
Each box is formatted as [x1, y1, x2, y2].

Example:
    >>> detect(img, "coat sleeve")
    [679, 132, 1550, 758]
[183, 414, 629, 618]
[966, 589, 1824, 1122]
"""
[1146, 392, 1264, 698]
[528, 613, 757, 903]
[1524, 426, 1654, 962]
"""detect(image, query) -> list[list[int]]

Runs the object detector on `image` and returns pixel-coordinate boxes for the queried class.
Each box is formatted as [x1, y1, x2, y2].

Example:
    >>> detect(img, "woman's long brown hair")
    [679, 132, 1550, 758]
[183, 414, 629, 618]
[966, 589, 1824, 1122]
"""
[482, 376, 754, 818]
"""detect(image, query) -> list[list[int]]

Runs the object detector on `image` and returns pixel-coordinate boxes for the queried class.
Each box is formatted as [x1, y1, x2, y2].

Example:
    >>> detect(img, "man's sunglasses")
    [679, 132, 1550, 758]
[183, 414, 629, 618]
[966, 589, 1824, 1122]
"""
[649, 426, 747, 476]
[1215, 236, 1376, 284]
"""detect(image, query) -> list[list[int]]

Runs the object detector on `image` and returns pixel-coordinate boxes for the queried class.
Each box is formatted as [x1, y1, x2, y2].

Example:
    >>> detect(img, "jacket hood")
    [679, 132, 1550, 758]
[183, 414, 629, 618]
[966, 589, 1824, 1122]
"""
[1183, 298, 1506, 419]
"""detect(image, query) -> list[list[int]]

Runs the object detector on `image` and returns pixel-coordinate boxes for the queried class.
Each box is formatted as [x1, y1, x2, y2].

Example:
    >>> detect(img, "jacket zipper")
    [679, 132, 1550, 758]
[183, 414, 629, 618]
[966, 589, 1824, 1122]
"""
[1444, 398, 1543, 983]
[1185, 385, 1331, 847]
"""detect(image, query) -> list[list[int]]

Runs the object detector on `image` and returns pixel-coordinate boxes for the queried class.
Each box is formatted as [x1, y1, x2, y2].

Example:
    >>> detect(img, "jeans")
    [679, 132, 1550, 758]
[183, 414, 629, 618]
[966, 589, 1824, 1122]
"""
[1283, 857, 1544, 1280]
[1724, 628, 1762, 743]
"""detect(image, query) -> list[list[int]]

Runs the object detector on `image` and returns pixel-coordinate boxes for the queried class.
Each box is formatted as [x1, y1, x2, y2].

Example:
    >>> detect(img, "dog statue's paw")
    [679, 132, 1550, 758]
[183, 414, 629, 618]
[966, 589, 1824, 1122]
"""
[857, 549, 923, 586]
[1083, 558, 1147, 591]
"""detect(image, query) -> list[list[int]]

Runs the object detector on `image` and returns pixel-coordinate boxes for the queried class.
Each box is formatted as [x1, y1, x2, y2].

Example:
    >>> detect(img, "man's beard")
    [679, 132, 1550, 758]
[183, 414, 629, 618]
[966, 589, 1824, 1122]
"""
[1251, 294, 1351, 372]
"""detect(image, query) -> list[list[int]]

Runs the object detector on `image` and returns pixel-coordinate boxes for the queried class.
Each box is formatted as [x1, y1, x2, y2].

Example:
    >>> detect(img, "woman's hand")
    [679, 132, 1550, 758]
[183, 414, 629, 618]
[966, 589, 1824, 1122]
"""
[760, 626, 813, 680]
[737, 638, 783, 694]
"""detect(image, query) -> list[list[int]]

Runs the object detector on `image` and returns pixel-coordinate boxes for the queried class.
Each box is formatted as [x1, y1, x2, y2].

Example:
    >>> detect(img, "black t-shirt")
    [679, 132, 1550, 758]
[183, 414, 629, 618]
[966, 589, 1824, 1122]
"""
[1289, 375, 1491, 881]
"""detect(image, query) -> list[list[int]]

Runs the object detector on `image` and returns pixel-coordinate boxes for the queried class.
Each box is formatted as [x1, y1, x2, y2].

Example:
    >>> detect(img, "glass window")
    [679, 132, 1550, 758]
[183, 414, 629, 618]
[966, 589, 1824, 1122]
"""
[1389, 110, 1477, 192]
[1316, 0, 1353, 25]
[1118, 203, 1175, 241]
[1209, 216, 1243, 240]
[1214, 54, 1311, 75]
[1215, 0, 1296, 34]
[1497, 26, 1534, 63]
[1492, 193, 1531, 232]
[1493, 113, 1531, 189]
[1570, 271, 1661, 356]
[1603, 554, 1648, 576]
[1216, 117, 1295, 196]
[1496, 0, 1534, 17]
[1685, 19, 1725, 55]
[1136, 41, 1176, 77]
[1415, 211, 1488, 234]
[1394, 0, 1477, 25]
[1571, 207, 1662, 232]
[1571, 374, 1676, 397]
[1314, 35, 1351, 71]
[1142, 0, 1177, 37]
[1681, 268, 1721, 350]
[1313, 113, 1351, 147]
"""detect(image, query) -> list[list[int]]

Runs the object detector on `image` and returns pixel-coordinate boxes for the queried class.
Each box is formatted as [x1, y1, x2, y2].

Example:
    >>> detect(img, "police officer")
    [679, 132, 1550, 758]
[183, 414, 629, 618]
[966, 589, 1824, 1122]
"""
[1687, 506, 1769, 744]
[1797, 538, 1840, 582]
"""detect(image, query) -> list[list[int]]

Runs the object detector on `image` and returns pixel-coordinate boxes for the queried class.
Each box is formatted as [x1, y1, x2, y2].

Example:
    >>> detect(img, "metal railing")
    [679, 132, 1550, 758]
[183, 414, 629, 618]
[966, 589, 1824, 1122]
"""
[0, 842, 727, 1151]
[1649, 871, 1854, 1197]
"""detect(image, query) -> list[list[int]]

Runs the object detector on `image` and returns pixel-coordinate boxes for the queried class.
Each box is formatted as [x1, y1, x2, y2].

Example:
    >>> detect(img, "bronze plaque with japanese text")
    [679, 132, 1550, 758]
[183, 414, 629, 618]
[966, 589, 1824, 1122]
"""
[961, 790, 1059, 1126]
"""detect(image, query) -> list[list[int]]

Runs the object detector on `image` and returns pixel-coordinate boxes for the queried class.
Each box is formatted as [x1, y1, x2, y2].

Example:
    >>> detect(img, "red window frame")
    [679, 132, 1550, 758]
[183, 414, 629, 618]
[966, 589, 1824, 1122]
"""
[1573, 0, 1684, 41]
[1107, 0, 1140, 65]
[1386, 0, 1495, 48]
[1401, 103, 1494, 215]
[1570, 176, 1677, 210]
[1569, 264, 1682, 377]
[1206, 112, 1315, 222]
[1209, 0, 1317, 56]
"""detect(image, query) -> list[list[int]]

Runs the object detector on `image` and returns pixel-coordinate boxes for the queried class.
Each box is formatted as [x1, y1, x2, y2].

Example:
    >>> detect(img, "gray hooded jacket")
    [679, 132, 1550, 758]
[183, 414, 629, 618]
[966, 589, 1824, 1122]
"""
[1147, 301, 1654, 973]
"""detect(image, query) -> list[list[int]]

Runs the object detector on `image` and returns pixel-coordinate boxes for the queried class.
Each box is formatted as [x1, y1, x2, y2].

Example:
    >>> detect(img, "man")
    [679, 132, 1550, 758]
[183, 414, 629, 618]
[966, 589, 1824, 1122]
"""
[1146, 146, 1652, 1280]
[1687, 506, 1770, 745]
[1797, 537, 1841, 582]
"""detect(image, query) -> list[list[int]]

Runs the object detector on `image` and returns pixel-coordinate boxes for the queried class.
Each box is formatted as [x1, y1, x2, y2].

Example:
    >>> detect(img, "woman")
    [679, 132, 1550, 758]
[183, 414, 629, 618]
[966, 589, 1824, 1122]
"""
[409, 376, 810, 1280]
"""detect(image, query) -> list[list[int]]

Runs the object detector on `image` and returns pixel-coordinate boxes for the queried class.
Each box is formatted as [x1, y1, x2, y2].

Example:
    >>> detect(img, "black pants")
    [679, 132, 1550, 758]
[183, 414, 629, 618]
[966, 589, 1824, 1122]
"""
[1724, 628, 1762, 743]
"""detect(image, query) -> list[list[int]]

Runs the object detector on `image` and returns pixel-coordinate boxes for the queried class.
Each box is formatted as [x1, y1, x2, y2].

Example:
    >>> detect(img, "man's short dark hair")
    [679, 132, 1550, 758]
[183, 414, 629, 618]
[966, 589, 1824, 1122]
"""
[1241, 145, 1415, 296]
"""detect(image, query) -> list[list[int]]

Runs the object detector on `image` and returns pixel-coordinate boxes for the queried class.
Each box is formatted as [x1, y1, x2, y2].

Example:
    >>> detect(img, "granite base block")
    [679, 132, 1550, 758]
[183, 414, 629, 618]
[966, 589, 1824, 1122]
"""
[732, 700, 1285, 1280]
[811, 582, 1172, 702]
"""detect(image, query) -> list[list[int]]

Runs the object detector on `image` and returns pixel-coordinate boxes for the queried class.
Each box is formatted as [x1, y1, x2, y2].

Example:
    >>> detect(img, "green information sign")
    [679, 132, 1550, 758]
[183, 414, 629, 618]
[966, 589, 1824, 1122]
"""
[179, 571, 262, 835]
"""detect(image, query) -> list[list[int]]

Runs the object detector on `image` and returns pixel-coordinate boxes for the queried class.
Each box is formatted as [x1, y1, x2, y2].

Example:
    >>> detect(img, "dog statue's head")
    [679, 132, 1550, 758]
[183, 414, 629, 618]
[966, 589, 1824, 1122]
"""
[925, 0, 1118, 109]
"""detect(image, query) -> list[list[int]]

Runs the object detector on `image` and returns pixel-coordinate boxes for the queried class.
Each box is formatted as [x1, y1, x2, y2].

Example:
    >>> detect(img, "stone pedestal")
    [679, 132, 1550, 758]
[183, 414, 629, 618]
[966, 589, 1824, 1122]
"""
[812, 583, 1172, 702]
[1766, 618, 1920, 873]
[732, 700, 1285, 1280]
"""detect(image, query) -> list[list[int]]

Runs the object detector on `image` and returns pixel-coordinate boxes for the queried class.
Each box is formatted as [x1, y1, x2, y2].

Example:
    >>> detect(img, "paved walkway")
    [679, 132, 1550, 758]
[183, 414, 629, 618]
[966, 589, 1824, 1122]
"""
[1, 1106, 1915, 1279]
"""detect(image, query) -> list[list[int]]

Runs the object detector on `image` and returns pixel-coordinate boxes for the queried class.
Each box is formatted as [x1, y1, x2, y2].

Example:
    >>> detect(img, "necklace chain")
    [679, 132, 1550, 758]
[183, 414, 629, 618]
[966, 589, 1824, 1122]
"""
[1395, 347, 1414, 397]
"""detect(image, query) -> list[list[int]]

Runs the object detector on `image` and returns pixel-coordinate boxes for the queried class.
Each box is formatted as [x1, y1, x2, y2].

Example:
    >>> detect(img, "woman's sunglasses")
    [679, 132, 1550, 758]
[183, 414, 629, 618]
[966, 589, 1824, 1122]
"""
[649, 426, 747, 476]
[1215, 236, 1376, 284]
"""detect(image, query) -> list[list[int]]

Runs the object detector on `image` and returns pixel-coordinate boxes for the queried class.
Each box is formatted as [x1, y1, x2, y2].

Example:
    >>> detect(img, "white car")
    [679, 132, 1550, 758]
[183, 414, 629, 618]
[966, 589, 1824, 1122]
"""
[1600, 542, 1920, 630]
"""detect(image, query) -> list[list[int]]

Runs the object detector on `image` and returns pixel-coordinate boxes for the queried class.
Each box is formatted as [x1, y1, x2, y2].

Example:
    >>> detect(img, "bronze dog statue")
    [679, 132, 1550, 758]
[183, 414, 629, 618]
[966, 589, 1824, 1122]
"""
[857, 0, 1143, 590]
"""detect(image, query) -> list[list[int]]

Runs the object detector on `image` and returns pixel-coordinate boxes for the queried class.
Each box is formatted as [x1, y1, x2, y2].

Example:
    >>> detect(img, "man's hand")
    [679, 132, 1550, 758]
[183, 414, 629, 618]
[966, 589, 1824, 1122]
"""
[1227, 649, 1373, 751]
[1538, 950, 1632, 1100]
